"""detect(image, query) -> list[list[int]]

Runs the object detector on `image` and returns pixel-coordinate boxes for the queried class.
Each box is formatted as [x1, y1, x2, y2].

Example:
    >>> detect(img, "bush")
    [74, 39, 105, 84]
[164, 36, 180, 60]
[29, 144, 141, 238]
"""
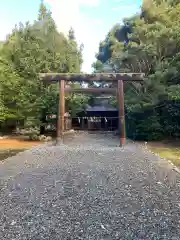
[16, 127, 52, 142]
[29, 134, 39, 141]
[126, 107, 164, 141]
[16, 127, 40, 136]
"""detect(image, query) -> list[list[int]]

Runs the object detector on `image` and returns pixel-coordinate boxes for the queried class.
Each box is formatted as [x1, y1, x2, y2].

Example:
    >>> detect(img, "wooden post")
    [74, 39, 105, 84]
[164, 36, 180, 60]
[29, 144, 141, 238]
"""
[57, 80, 65, 141]
[118, 80, 126, 147]
[82, 118, 85, 130]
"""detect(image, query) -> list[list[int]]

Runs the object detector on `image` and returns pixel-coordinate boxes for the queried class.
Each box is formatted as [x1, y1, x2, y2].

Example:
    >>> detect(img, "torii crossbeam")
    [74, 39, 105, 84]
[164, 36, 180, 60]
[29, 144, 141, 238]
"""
[40, 72, 144, 147]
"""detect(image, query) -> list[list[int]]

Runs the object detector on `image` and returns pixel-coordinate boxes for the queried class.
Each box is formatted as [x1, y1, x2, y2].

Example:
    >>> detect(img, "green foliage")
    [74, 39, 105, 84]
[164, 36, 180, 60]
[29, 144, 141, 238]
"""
[0, 2, 88, 132]
[16, 127, 52, 141]
[94, 0, 180, 141]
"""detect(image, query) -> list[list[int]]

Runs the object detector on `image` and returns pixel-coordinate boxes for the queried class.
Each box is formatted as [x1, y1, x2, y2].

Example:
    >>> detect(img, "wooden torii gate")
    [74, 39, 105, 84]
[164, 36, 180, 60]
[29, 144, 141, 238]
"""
[40, 73, 144, 147]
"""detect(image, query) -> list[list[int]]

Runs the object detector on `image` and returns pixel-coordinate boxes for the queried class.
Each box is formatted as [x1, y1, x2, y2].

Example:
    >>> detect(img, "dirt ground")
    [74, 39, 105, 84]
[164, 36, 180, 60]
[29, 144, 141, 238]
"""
[0, 138, 43, 161]
[0, 138, 42, 150]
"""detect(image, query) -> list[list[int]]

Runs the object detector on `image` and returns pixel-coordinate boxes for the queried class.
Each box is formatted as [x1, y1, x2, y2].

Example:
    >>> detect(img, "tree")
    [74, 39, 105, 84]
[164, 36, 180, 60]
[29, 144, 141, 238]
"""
[68, 27, 75, 40]
[0, 2, 88, 133]
[93, 0, 180, 140]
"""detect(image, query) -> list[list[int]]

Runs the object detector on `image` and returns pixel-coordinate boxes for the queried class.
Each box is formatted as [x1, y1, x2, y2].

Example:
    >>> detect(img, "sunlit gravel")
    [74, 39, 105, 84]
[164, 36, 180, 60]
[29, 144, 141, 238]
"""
[0, 132, 180, 239]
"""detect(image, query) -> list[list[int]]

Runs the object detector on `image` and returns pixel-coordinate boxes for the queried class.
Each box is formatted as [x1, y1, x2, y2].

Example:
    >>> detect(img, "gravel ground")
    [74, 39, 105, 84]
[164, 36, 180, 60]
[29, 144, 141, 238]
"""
[0, 132, 180, 239]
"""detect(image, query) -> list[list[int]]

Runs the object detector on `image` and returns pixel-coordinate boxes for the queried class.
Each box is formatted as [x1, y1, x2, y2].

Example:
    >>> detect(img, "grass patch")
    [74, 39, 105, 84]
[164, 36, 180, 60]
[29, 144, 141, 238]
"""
[149, 146, 180, 167]
[0, 149, 25, 162]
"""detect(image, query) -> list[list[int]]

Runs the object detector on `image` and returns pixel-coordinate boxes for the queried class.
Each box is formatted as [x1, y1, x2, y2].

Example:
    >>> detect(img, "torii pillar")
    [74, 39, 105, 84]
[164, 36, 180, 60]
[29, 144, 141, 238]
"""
[118, 79, 126, 147]
[57, 79, 65, 142]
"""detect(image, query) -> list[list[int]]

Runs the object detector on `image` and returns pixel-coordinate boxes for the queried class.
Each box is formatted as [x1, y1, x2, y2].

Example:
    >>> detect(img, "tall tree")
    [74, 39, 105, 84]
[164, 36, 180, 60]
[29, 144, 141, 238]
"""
[93, 0, 180, 140]
[0, 2, 88, 132]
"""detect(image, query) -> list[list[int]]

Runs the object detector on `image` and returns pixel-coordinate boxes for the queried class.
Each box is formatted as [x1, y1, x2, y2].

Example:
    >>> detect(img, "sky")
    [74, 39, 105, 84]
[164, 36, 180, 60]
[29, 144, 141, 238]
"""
[0, 0, 142, 73]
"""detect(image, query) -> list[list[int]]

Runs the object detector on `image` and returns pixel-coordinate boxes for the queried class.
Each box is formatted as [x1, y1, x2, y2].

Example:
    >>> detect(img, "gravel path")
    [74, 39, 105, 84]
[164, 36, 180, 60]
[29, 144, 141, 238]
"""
[0, 132, 180, 239]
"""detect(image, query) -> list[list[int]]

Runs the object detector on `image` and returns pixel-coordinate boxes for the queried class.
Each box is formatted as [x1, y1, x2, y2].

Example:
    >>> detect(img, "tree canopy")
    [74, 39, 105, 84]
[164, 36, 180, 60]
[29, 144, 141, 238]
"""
[0, 2, 88, 132]
[1, 0, 180, 141]
[93, 0, 180, 140]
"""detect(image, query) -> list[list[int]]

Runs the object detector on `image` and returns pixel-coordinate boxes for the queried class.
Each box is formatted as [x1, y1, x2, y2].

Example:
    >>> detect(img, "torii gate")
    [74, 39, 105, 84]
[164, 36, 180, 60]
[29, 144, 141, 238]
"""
[40, 73, 144, 147]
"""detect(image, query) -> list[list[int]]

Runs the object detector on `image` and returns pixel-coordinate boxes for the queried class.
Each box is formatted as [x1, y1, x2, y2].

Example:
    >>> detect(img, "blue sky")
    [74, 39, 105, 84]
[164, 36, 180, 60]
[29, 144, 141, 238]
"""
[0, 0, 142, 72]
